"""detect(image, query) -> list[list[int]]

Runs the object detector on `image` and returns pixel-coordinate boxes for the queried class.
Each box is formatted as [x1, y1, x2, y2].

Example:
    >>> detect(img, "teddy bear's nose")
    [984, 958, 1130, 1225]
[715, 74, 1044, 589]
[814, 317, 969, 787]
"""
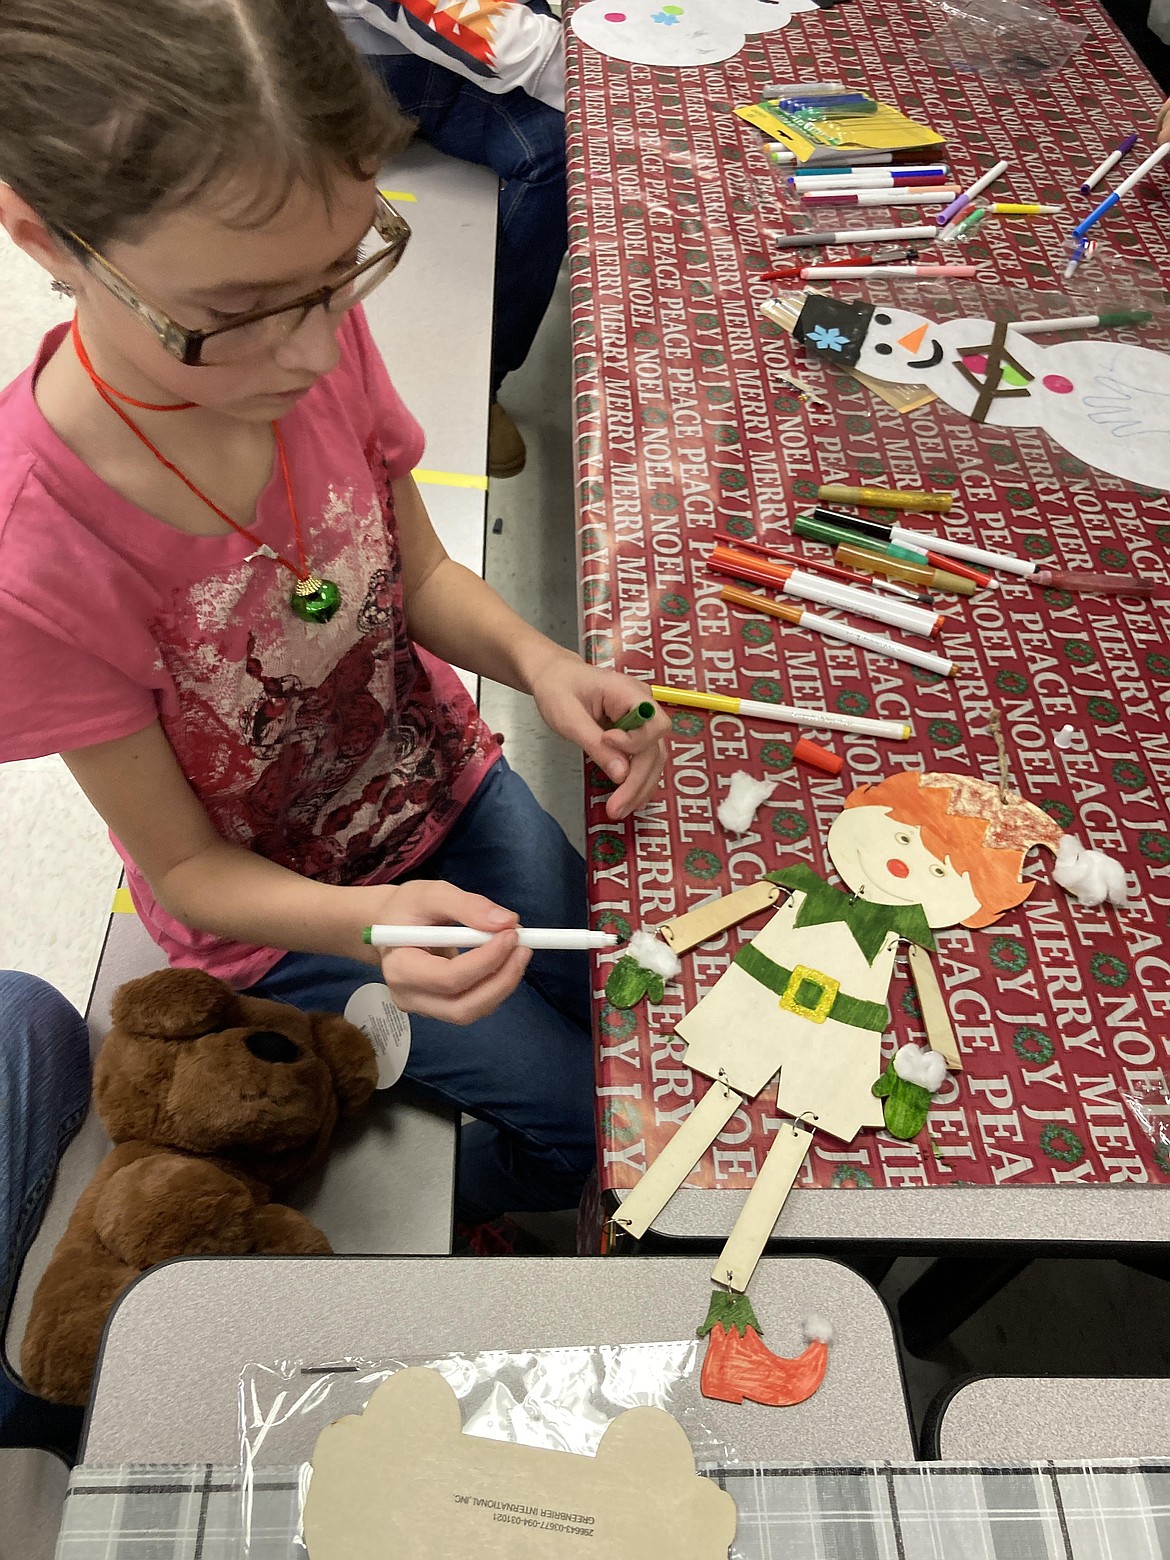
[245, 1030, 301, 1065]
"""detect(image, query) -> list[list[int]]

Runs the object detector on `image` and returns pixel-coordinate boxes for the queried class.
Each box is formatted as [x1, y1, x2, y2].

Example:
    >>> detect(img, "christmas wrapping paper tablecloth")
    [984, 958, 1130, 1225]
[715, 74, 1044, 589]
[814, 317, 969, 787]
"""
[564, 0, 1170, 1195]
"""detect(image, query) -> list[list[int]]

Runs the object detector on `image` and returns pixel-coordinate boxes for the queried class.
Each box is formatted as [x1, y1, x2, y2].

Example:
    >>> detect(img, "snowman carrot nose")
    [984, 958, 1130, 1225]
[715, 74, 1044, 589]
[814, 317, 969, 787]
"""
[899, 322, 930, 352]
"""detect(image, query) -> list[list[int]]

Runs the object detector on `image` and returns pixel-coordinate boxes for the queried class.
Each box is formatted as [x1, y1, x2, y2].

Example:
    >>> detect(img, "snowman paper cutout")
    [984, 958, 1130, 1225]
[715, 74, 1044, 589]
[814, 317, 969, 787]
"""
[804, 300, 1170, 491]
[571, 0, 814, 66]
[571, 2, 744, 64]
[717, 0, 817, 30]
[613, 772, 1062, 1292]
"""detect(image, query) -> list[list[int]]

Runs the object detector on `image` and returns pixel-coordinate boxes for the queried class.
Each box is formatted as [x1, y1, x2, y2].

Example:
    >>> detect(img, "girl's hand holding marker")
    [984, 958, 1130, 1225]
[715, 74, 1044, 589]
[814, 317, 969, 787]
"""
[530, 649, 670, 820]
[367, 881, 533, 1027]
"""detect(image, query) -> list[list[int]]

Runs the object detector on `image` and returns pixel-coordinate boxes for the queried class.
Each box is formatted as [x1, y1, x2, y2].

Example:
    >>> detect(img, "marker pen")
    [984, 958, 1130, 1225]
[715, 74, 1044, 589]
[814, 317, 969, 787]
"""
[708, 545, 945, 638]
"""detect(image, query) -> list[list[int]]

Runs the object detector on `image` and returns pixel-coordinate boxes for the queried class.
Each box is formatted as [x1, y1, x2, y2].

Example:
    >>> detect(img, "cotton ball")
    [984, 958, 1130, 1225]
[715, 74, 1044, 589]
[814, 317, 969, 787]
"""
[1053, 834, 1129, 909]
[803, 1315, 833, 1345]
[717, 771, 777, 835]
[626, 930, 682, 981]
[892, 1043, 947, 1092]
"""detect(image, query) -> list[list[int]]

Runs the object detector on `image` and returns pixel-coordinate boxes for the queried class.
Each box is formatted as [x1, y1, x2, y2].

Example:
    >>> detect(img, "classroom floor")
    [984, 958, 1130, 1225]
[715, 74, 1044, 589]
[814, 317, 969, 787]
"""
[4, 241, 1167, 1451]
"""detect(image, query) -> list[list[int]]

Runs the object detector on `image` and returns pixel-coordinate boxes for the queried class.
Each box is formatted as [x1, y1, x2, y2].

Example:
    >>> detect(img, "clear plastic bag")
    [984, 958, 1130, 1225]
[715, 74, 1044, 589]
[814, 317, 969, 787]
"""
[1122, 1070, 1170, 1178]
[239, 1342, 738, 1557]
[919, 0, 1088, 80]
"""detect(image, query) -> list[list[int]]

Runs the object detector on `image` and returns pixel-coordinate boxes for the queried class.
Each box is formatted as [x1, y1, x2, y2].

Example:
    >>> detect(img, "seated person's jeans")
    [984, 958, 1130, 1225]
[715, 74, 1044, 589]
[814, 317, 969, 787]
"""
[366, 8, 567, 396]
[0, 973, 90, 1444]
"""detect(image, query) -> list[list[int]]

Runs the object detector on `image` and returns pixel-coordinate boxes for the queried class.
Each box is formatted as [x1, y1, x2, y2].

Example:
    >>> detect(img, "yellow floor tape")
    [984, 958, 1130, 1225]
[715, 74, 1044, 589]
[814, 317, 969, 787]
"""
[413, 469, 489, 491]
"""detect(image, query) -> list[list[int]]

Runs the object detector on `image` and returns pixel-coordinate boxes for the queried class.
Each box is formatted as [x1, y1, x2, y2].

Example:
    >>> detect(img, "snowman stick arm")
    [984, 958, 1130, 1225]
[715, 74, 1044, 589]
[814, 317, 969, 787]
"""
[907, 943, 962, 1071]
[970, 318, 1013, 423]
[612, 1079, 744, 1240]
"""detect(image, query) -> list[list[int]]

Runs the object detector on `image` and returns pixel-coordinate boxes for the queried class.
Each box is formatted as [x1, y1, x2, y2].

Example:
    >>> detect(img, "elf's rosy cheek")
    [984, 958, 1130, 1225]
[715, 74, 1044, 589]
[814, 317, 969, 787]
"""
[886, 858, 911, 878]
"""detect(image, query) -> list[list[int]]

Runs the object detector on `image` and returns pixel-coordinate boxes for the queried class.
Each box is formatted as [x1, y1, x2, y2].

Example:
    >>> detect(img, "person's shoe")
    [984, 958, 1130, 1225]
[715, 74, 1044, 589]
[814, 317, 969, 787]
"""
[488, 401, 526, 479]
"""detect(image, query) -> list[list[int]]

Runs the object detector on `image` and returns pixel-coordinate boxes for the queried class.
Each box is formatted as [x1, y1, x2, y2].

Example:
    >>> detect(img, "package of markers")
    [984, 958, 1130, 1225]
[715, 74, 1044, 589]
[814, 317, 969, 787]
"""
[736, 84, 946, 166]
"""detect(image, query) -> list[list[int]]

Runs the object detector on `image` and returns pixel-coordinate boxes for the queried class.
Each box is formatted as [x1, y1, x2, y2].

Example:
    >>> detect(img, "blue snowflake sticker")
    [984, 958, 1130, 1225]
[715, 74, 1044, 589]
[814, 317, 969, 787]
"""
[652, 9, 681, 21]
[807, 325, 849, 353]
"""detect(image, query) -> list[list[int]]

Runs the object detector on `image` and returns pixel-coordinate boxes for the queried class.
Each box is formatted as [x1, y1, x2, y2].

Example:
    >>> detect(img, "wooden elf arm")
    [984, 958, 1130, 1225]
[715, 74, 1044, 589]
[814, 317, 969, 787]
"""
[907, 943, 962, 1071]
[658, 879, 783, 955]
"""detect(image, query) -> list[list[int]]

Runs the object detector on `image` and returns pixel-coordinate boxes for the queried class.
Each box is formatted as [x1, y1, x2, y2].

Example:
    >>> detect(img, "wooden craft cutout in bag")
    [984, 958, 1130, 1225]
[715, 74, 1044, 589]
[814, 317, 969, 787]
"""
[302, 1368, 737, 1560]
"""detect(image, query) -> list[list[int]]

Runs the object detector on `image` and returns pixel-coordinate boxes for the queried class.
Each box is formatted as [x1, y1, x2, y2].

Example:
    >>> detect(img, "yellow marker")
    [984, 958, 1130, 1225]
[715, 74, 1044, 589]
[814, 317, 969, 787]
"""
[817, 483, 952, 513]
[988, 202, 1062, 215]
[649, 684, 910, 741]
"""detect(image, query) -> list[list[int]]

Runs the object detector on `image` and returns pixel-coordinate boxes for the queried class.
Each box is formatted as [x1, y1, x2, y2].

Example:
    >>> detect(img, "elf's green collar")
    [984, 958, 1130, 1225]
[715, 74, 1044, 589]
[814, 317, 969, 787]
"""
[765, 864, 935, 966]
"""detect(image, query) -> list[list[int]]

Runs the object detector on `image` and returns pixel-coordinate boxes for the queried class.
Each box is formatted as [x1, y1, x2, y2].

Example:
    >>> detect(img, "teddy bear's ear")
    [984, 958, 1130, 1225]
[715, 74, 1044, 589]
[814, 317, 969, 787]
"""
[308, 1013, 378, 1115]
[110, 969, 239, 1040]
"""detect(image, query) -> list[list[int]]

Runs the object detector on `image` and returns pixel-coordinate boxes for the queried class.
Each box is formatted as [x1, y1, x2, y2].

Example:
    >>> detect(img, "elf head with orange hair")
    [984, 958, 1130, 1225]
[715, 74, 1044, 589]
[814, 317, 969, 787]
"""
[827, 771, 1062, 930]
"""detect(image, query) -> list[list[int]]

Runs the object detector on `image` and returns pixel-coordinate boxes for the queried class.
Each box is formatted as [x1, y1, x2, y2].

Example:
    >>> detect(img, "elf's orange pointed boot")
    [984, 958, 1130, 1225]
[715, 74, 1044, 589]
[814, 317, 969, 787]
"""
[698, 1290, 831, 1408]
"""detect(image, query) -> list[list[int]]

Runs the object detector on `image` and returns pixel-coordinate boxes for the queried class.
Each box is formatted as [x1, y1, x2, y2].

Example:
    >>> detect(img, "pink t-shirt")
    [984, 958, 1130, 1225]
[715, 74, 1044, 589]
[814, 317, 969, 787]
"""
[0, 309, 500, 986]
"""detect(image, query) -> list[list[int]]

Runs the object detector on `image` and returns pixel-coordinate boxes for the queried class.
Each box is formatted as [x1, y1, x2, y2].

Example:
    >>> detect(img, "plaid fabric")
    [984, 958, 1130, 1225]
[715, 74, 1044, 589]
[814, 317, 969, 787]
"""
[56, 1460, 1170, 1559]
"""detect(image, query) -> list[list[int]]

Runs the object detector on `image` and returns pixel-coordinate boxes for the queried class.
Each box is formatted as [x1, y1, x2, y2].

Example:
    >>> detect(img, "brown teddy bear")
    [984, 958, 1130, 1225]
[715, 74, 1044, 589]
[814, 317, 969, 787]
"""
[21, 967, 378, 1406]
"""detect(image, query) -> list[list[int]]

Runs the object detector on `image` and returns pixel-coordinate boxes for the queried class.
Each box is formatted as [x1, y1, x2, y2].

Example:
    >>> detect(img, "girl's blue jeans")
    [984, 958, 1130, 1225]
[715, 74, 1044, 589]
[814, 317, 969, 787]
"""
[0, 973, 90, 1441]
[246, 760, 596, 1223]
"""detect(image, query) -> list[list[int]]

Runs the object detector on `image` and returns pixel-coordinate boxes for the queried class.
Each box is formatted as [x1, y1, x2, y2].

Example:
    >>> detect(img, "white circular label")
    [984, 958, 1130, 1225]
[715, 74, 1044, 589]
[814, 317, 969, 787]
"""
[344, 983, 412, 1090]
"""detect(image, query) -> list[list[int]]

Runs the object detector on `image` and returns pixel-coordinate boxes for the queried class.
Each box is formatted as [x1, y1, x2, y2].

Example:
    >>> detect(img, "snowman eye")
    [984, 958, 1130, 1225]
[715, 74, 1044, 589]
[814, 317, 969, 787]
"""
[875, 312, 891, 324]
[876, 344, 892, 355]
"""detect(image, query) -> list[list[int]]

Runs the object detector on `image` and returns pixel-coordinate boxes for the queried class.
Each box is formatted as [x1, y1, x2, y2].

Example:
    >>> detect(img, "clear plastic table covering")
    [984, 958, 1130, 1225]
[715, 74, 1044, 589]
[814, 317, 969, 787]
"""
[563, 0, 1170, 1199]
[54, 1457, 1170, 1559]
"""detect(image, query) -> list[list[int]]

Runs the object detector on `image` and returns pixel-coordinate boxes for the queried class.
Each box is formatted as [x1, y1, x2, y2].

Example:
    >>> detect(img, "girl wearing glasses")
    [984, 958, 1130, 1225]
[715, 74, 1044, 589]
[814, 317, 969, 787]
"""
[0, 0, 668, 1228]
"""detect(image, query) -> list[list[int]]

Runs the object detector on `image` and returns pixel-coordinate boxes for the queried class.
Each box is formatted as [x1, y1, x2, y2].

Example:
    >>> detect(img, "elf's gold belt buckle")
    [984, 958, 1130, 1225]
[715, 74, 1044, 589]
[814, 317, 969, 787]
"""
[779, 964, 840, 1024]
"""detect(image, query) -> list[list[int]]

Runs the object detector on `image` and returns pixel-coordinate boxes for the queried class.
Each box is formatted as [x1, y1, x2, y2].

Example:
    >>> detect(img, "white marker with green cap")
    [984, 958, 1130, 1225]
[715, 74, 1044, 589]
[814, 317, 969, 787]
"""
[363, 927, 617, 951]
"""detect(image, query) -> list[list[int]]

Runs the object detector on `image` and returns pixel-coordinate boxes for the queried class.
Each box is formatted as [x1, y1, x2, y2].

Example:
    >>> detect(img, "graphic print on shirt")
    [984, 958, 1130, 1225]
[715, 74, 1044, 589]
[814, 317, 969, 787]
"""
[153, 460, 492, 888]
[373, 0, 513, 72]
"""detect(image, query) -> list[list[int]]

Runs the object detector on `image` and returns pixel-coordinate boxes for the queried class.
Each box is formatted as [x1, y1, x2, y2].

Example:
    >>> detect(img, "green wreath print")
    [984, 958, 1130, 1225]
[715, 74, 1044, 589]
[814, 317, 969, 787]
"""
[1013, 1026, 1055, 1067]
[1039, 1123, 1085, 1165]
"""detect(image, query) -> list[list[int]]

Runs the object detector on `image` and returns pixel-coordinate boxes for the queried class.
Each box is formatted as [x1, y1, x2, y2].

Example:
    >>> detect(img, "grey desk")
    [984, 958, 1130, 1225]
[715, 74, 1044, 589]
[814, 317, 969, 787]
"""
[82, 1255, 914, 1464]
[364, 141, 496, 488]
[623, 1182, 1170, 1251]
[0, 1448, 69, 1560]
[935, 1377, 1170, 1461]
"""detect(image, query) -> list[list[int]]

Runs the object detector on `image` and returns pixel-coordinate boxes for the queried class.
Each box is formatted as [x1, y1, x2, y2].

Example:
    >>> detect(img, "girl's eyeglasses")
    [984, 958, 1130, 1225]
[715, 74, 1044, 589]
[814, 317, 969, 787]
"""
[60, 193, 411, 367]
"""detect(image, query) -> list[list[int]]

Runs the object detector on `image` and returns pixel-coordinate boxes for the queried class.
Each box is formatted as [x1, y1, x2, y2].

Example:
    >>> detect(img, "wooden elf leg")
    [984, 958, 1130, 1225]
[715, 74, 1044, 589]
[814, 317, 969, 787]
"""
[611, 1079, 743, 1240]
[710, 1118, 815, 1293]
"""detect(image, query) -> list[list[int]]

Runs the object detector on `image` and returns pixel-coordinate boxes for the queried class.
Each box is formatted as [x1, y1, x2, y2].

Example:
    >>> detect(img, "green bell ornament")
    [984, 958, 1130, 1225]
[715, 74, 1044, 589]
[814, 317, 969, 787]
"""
[290, 575, 342, 624]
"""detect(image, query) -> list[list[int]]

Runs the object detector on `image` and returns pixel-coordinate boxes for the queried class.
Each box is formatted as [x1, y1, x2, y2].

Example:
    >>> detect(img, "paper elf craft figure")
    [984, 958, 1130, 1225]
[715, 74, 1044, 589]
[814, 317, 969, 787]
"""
[613, 772, 1063, 1314]
[795, 296, 1170, 491]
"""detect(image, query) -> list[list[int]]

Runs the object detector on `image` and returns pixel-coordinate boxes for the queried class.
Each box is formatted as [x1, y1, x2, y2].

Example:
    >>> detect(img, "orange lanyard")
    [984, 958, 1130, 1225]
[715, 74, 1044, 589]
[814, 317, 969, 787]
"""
[70, 315, 310, 584]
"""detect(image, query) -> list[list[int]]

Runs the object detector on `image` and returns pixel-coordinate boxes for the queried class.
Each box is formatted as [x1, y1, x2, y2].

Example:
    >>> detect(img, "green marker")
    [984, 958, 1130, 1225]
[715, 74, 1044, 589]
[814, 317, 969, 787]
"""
[609, 700, 657, 732]
[887, 539, 931, 563]
[1011, 309, 1153, 337]
[956, 205, 988, 237]
[793, 513, 868, 550]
